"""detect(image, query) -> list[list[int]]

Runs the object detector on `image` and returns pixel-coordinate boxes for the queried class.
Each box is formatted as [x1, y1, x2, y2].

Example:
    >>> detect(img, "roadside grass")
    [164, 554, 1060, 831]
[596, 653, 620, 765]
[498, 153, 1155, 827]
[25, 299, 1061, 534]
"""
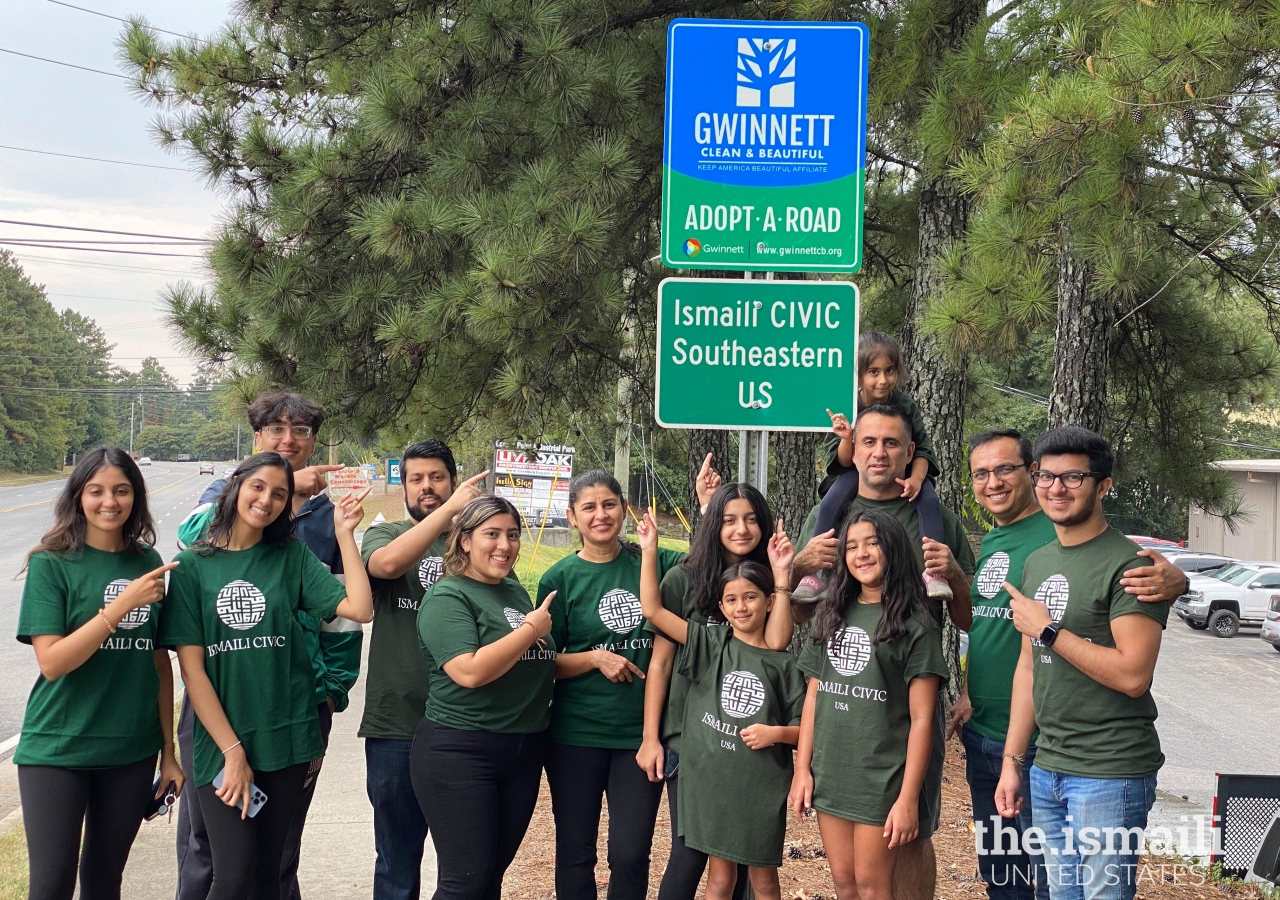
[0, 825, 27, 900]
[0, 467, 71, 488]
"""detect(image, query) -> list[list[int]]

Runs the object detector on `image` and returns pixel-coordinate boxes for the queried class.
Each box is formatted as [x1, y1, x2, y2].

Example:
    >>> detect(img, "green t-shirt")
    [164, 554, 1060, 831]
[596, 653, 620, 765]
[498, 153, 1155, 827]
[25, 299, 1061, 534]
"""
[967, 510, 1058, 741]
[16, 546, 166, 768]
[798, 600, 948, 826]
[159, 540, 347, 786]
[1020, 527, 1168, 778]
[359, 520, 448, 740]
[677, 623, 805, 868]
[538, 546, 683, 749]
[418, 575, 557, 734]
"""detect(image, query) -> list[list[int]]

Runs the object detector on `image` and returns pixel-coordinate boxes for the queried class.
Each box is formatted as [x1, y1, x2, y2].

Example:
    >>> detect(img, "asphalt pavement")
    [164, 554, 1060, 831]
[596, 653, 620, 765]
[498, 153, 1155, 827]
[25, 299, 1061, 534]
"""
[0, 461, 220, 744]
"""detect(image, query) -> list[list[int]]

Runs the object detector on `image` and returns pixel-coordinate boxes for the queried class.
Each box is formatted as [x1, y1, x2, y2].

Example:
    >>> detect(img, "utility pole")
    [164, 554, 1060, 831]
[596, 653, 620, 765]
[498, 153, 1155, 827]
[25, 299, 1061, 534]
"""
[235, 423, 241, 460]
[129, 401, 135, 455]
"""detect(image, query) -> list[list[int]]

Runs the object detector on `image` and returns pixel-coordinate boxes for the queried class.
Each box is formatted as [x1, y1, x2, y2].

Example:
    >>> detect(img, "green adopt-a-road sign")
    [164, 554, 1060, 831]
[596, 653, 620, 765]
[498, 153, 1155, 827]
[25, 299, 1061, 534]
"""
[655, 278, 859, 430]
[661, 20, 869, 273]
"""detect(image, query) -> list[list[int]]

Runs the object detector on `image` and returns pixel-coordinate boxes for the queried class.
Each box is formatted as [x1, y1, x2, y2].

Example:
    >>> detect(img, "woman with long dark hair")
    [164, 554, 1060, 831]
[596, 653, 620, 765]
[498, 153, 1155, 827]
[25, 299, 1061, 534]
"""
[789, 509, 946, 900]
[412, 495, 558, 900]
[537, 470, 683, 900]
[638, 481, 795, 900]
[159, 452, 373, 899]
[16, 447, 182, 900]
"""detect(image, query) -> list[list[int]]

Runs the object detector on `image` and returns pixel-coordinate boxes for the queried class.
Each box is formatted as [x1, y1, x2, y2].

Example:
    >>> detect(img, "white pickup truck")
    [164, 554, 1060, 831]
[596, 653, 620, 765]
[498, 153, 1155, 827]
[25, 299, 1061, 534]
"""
[1173, 562, 1280, 637]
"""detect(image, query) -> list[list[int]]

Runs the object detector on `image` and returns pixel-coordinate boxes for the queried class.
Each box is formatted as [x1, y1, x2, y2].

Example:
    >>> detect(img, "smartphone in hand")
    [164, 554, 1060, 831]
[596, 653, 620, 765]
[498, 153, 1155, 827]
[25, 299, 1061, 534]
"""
[212, 768, 268, 818]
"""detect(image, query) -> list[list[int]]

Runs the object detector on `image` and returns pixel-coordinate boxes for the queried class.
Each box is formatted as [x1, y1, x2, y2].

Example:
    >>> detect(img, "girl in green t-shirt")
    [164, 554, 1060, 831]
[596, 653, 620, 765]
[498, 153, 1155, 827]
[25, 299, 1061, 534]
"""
[789, 509, 948, 900]
[537, 470, 683, 900]
[161, 452, 373, 900]
[412, 495, 557, 900]
[638, 511, 802, 900]
[15, 446, 182, 900]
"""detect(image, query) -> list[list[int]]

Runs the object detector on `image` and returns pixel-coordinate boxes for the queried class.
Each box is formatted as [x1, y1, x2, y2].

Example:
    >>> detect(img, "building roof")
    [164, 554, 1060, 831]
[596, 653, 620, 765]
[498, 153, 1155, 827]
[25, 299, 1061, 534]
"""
[1212, 460, 1280, 473]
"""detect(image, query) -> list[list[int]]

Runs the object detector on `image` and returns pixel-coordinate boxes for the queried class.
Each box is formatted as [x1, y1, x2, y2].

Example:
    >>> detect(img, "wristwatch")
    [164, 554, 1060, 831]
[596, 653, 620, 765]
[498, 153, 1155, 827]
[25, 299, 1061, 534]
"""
[1039, 623, 1060, 646]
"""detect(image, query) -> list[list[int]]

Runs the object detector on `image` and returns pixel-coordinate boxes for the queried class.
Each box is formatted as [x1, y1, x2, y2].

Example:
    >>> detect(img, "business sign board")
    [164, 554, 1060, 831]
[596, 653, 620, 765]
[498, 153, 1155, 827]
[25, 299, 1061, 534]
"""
[387, 459, 402, 485]
[328, 465, 371, 498]
[661, 19, 869, 273]
[654, 278, 858, 430]
[493, 442, 576, 528]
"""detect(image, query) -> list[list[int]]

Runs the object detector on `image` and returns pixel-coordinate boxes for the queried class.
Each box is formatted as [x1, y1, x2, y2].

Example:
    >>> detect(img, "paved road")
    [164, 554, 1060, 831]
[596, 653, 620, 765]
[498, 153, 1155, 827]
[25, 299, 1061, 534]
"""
[0, 462, 220, 742]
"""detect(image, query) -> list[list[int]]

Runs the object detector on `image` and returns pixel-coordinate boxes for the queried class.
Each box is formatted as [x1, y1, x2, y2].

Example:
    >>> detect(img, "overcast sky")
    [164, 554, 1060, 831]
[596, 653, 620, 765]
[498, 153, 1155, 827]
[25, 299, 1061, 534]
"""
[2, 0, 234, 383]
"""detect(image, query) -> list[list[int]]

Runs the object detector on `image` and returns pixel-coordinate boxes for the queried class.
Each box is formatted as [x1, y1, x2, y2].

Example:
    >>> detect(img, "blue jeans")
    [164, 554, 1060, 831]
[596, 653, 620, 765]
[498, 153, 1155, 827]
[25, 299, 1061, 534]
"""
[962, 725, 1049, 900]
[366, 738, 429, 900]
[1029, 767, 1157, 900]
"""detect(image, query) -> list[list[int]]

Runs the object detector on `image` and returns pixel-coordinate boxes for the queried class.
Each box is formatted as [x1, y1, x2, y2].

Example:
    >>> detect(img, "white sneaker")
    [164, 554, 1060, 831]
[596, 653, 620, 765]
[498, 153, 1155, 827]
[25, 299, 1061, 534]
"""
[924, 571, 953, 600]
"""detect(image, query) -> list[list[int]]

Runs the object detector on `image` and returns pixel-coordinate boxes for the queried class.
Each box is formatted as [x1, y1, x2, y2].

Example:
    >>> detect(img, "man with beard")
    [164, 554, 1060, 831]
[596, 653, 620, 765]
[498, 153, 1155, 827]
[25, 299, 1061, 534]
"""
[996, 427, 1168, 900]
[360, 439, 487, 900]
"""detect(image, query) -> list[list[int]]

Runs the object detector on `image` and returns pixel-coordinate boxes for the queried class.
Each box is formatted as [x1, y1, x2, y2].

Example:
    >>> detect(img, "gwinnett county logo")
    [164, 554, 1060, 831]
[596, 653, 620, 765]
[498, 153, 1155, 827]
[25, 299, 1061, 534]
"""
[504, 607, 527, 630]
[977, 552, 1012, 599]
[598, 589, 643, 634]
[103, 578, 149, 630]
[683, 238, 701, 257]
[736, 38, 796, 108]
[1034, 574, 1070, 622]
[720, 669, 766, 719]
[215, 580, 267, 631]
[827, 626, 871, 677]
[418, 556, 444, 592]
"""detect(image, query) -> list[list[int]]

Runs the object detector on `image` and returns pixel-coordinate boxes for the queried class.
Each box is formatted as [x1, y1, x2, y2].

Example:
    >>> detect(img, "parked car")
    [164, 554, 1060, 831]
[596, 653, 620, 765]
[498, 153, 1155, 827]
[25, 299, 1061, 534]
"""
[138, 457, 152, 466]
[1260, 594, 1280, 652]
[1162, 552, 1238, 574]
[1173, 562, 1280, 637]
[1127, 534, 1183, 550]
[198, 462, 215, 475]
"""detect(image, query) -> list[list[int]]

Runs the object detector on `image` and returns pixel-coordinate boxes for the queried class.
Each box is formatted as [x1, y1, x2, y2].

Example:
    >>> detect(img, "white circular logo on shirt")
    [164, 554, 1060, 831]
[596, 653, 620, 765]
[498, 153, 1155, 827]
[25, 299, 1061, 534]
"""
[418, 557, 444, 592]
[827, 626, 872, 677]
[103, 578, 149, 630]
[215, 581, 267, 631]
[719, 670, 766, 719]
[1034, 574, 1070, 622]
[598, 589, 643, 634]
[977, 552, 1011, 599]
[504, 607, 526, 630]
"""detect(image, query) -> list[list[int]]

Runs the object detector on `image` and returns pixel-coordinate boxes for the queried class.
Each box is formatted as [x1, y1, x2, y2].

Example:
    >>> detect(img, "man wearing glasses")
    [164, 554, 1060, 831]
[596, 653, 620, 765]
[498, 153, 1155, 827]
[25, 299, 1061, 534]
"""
[951, 429, 1185, 900]
[993, 427, 1175, 900]
[174, 393, 361, 900]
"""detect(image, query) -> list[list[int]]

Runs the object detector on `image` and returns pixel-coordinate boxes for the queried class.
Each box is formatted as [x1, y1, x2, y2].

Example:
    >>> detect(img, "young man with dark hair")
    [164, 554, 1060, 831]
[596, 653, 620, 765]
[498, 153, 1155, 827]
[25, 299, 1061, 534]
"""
[955, 429, 1185, 900]
[360, 440, 488, 900]
[173, 392, 359, 900]
[996, 427, 1168, 900]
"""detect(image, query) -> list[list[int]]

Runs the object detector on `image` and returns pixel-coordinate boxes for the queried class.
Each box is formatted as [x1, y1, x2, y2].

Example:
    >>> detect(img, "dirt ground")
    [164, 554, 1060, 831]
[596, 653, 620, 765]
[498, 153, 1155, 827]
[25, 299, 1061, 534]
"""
[503, 737, 1242, 900]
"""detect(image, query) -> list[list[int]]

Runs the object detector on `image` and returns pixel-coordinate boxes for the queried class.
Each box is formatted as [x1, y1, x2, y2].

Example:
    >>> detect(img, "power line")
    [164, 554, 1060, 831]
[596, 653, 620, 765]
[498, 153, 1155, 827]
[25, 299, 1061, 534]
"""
[0, 144, 190, 172]
[0, 383, 222, 395]
[0, 46, 128, 80]
[48, 292, 161, 305]
[11, 253, 204, 277]
[11, 239, 204, 246]
[44, 0, 211, 44]
[0, 219, 207, 241]
[0, 240, 205, 258]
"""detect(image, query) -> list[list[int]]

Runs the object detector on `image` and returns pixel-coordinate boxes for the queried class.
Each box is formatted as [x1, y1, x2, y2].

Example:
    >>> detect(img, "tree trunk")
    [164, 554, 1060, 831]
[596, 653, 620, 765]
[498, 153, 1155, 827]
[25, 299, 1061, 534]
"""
[769, 431, 818, 544]
[1048, 229, 1110, 434]
[687, 429, 733, 531]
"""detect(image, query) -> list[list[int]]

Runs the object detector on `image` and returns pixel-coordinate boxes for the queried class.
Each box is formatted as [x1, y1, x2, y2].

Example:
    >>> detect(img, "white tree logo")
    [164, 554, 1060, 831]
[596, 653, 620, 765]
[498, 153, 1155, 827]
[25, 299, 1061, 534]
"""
[598, 589, 643, 634]
[418, 557, 444, 592]
[827, 626, 871, 677]
[1034, 574, 1070, 622]
[103, 578, 149, 630]
[215, 580, 267, 631]
[977, 552, 1011, 599]
[736, 38, 796, 108]
[720, 670, 766, 719]
[504, 607, 527, 630]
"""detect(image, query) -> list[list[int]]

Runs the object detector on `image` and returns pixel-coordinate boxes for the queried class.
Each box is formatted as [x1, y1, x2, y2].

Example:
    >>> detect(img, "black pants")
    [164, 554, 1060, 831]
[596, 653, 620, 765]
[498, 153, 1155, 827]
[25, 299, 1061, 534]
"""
[657, 765, 749, 900]
[280, 701, 333, 900]
[410, 719, 545, 900]
[814, 468, 944, 541]
[198, 761, 309, 900]
[544, 742, 664, 900]
[19, 755, 157, 900]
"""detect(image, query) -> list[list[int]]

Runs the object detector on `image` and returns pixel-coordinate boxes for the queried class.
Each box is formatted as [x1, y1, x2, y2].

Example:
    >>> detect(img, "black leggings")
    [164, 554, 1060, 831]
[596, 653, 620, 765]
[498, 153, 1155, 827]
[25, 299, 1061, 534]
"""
[814, 468, 944, 541]
[198, 761, 309, 900]
[657, 767, 749, 900]
[544, 742, 664, 900]
[410, 718, 545, 900]
[19, 755, 157, 900]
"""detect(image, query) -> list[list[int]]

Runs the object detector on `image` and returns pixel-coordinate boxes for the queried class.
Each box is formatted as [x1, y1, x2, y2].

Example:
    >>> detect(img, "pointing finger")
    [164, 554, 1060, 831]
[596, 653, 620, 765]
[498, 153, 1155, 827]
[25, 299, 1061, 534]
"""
[147, 562, 180, 578]
[540, 590, 557, 609]
[465, 470, 491, 486]
[315, 464, 346, 473]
